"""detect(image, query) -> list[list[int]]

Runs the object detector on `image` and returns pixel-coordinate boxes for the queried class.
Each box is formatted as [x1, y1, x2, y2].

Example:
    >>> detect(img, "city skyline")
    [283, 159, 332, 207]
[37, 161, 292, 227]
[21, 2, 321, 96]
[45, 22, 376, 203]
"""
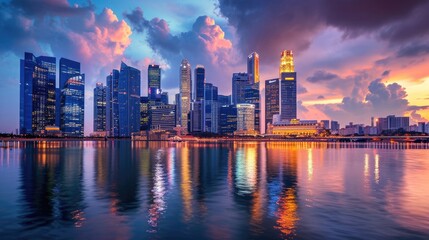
[1, 0, 429, 134]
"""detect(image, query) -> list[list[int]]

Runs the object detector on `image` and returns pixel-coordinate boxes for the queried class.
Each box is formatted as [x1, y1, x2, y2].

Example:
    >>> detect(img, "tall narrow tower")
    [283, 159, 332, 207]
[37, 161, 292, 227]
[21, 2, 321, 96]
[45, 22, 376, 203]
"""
[247, 52, 260, 84]
[179, 59, 192, 132]
[279, 50, 297, 121]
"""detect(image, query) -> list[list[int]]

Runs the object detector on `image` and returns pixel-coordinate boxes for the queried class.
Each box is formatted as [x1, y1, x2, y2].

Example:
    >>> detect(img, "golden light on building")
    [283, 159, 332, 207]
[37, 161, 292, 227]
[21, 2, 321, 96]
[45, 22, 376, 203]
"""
[279, 50, 294, 75]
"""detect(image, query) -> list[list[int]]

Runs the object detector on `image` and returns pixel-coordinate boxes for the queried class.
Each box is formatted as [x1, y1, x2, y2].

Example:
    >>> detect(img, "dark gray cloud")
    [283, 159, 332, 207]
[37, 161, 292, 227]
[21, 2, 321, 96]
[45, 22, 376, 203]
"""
[306, 70, 339, 83]
[10, 0, 93, 17]
[382, 70, 390, 77]
[397, 43, 429, 58]
[217, 0, 429, 65]
[123, 7, 148, 33]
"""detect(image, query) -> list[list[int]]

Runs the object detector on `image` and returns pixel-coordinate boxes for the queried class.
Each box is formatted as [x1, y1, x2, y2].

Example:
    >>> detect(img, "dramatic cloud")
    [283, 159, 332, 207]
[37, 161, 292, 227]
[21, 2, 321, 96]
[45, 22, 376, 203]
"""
[306, 70, 340, 83]
[125, 8, 236, 91]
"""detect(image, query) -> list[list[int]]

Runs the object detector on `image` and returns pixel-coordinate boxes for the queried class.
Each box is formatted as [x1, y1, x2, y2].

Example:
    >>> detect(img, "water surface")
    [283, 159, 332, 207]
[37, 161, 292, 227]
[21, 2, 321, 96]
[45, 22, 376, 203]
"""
[0, 141, 428, 239]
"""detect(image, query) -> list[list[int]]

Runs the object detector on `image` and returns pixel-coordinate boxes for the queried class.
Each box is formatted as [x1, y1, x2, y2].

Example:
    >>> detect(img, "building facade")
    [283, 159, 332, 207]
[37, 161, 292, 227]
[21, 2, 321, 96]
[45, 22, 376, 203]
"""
[106, 69, 120, 137]
[203, 83, 219, 133]
[148, 64, 161, 102]
[118, 62, 141, 137]
[265, 78, 280, 131]
[93, 83, 107, 132]
[236, 103, 255, 133]
[219, 105, 237, 135]
[247, 52, 259, 84]
[279, 50, 297, 121]
[232, 72, 249, 105]
[61, 74, 85, 137]
[194, 65, 205, 101]
[20, 52, 57, 134]
[150, 104, 176, 131]
[179, 59, 192, 132]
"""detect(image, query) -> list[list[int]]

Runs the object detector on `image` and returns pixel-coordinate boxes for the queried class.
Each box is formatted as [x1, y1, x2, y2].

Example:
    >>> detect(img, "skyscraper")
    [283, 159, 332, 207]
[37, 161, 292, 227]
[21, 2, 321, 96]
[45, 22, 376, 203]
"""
[140, 96, 150, 131]
[106, 69, 120, 137]
[20, 52, 56, 134]
[60, 57, 84, 136]
[203, 83, 219, 133]
[118, 62, 141, 137]
[194, 65, 205, 101]
[236, 104, 255, 132]
[219, 105, 237, 135]
[61, 73, 85, 137]
[247, 52, 259, 84]
[244, 82, 260, 133]
[232, 72, 248, 105]
[265, 78, 280, 129]
[94, 82, 107, 132]
[179, 59, 192, 132]
[279, 50, 297, 121]
[190, 101, 203, 133]
[149, 104, 176, 131]
[148, 64, 161, 102]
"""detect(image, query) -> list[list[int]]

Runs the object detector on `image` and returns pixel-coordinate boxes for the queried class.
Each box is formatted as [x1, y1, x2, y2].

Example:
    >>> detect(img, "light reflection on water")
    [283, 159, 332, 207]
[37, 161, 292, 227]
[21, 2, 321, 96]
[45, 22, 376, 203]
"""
[0, 141, 428, 239]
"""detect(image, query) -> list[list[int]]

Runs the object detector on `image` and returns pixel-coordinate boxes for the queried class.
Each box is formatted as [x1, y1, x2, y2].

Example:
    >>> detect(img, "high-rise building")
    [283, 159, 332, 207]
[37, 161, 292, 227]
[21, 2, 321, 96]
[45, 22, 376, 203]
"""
[194, 65, 205, 101]
[149, 104, 176, 131]
[118, 62, 141, 137]
[179, 59, 192, 132]
[20, 52, 57, 134]
[55, 88, 61, 127]
[232, 72, 248, 105]
[219, 105, 237, 135]
[331, 121, 340, 132]
[279, 50, 297, 121]
[38, 56, 57, 128]
[203, 83, 219, 133]
[265, 78, 280, 131]
[60, 58, 80, 90]
[148, 64, 161, 102]
[140, 97, 150, 131]
[161, 92, 169, 105]
[218, 94, 231, 106]
[106, 69, 120, 137]
[236, 104, 255, 132]
[247, 52, 259, 84]
[60, 57, 84, 136]
[244, 82, 260, 133]
[190, 101, 203, 133]
[377, 115, 409, 132]
[94, 83, 107, 132]
[61, 73, 85, 137]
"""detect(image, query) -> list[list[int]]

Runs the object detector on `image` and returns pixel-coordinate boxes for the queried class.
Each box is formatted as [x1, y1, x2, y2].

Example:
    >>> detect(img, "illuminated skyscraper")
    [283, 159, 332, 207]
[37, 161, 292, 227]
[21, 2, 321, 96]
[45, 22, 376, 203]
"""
[60, 57, 84, 136]
[20, 52, 56, 134]
[118, 62, 141, 137]
[247, 52, 259, 84]
[194, 65, 205, 101]
[179, 59, 192, 132]
[94, 83, 107, 132]
[148, 64, 161, 102]
[265, 78, 280, 129]
[140, 96, 149, 131]
[106, 69, 120, 137]
[61, 73, 85, 137]
[279, 50, 295, 74]
[279, 50, 297, 121]
[236, 104, 255, 132]
[244, 82, 260, 133]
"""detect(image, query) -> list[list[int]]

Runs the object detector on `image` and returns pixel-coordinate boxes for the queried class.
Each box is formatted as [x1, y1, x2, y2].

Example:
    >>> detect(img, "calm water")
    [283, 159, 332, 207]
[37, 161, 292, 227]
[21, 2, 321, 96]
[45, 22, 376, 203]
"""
[1, 141, 429, 239]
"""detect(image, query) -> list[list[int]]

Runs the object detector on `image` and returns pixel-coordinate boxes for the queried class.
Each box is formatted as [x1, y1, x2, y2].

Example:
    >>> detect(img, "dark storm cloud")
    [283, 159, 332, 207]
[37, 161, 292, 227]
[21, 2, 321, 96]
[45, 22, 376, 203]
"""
[10, 0, 93, 17]
[397, 44, 429, 58]
[123, 7, 149, 33]
[306, 70, 339, 83]
[217, 0, 429, 63]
